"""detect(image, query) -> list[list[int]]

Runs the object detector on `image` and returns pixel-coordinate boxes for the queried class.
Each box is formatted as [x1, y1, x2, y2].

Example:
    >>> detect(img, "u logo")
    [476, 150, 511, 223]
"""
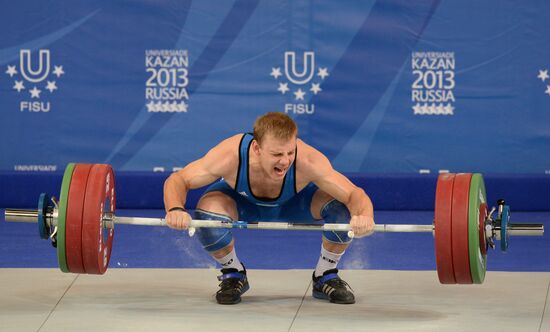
[284, 51, 315, 85]
[20, 49, 51, 83]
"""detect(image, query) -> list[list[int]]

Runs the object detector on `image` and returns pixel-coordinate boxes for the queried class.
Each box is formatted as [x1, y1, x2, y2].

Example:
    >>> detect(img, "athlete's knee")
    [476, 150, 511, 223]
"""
[321, 199, 352, 244]
[194, 209, 234, 252]
[197, 191, 238, 220]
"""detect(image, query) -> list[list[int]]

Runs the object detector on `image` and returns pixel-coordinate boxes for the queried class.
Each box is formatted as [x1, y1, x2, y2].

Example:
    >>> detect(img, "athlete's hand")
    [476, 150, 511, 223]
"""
[165, 210, 192, 230]
[350, 215, 375, 238]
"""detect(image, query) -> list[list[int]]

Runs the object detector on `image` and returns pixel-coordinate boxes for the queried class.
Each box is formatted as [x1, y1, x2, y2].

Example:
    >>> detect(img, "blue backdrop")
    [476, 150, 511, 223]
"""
[1, 0, 550, 174]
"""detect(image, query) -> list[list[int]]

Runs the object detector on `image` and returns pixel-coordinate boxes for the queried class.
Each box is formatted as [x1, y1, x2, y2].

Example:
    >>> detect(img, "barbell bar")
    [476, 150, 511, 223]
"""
[2, 163, 545, 284]
[4, 208, 542, 236]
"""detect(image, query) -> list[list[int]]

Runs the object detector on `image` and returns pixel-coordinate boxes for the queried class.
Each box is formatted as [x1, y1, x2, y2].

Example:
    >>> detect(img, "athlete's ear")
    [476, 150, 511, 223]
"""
[251, 139, 261, 155]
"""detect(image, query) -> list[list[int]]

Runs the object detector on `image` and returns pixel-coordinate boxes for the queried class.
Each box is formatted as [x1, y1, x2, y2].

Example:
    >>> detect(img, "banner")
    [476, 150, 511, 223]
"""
[1, 0, 549, 174]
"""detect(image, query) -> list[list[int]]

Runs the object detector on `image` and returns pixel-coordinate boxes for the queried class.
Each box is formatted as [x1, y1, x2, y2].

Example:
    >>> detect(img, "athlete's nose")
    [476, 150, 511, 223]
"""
[280, 156, 290, 168]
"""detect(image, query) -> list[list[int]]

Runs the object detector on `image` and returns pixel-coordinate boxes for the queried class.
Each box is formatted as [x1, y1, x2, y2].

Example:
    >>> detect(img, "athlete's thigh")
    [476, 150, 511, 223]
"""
[197, 191, 239, 220]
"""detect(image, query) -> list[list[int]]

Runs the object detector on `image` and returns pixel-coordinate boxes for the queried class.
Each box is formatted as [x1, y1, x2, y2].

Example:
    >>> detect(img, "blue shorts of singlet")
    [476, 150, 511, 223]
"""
[202, 180, 320, 222]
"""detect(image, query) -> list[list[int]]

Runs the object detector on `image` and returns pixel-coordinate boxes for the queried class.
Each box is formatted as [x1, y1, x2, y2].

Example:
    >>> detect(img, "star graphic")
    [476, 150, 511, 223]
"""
[270, 67, 282, 79]
[310, 83, 322, 95]
[53, 66, 65, 77]
[277, 82, 289, 94]
[146, 101, 156, 112]
[412, 103, 421, 114]
[436, 104, 445, 114]
[171, 101, 179, 112]
[294, 88, 306, 101]
[45, 81, 57, 93]
[545, 85, 550, 96]
[13, 81, 25, 92]
[6, 65, 17, 77]
[538, 69, 549, 82]
[445, 103, 455, 114]
[421, 103, 429, 114]
[425, 104, 434, 114]
[30, 86, 41, 98]
[317, 67, 329, 80]
[177, 101, 188, 112]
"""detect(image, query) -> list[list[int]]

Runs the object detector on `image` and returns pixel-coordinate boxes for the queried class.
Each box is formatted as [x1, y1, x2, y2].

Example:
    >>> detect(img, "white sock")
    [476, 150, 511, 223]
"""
[314, 245, 344, 277]
[214, 249, 244, 271]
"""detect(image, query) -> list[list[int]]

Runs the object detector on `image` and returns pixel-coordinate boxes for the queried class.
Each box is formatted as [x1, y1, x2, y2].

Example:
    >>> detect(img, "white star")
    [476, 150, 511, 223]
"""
[294, 88, 306, 101]
[45, 81, 57, 93]
[277, 82, 289, 94]
[422, 103, 429, 114]
[53, 66, 65, 77]
[412, 103, 421, 114]
[146, 101, 156, 112]
[310, 83, 322, 95]
[270, 67, 282, 79]
[6, 65, 17, 77]
[545, 85, 550, 96]
[445, 103, 455, 115]
[426, 104, 434, 114]
[317, 67, 329, 80]
[156, 102, 163, 112]
[177, 101, 188, 112]
[13, 81, 25, 92]
[30, 86, 41, 98]
[436, 103, 445, 114]
[171, 101, 179, 112]
[538, 69, 549, 82]
[163, 102, 171, 112]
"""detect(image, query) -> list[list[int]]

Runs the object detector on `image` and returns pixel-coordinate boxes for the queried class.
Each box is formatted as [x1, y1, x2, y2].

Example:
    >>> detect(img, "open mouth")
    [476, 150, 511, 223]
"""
[274, 166, 286, 176]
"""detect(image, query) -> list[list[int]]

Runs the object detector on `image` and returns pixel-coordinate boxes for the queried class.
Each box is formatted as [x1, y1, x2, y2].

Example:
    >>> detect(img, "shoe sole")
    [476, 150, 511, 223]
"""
[312, 289, 355, 304]
[217, 283, 250, 305]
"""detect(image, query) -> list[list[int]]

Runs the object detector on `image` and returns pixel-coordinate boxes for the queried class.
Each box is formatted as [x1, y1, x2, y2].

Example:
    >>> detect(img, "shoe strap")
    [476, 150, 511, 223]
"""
[318, 273, 339, 284]
[217, 271, 245, 281]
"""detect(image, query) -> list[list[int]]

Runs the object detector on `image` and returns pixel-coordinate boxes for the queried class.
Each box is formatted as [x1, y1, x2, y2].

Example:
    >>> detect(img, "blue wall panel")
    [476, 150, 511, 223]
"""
[1, 1, 549, 175]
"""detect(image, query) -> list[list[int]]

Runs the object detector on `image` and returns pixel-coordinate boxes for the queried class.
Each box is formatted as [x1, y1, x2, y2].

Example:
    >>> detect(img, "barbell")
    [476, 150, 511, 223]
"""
[3, 163, 544, 283]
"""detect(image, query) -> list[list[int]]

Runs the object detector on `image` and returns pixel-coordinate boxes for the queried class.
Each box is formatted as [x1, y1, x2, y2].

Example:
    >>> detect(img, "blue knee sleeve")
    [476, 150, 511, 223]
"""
[321, 200, 352, 244]
[194, 209, 234, 252]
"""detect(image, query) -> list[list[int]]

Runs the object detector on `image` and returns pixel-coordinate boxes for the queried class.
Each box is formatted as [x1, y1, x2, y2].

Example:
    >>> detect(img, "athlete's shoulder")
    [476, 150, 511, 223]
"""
[296, 139, 331, 176]
[200, 134, 243, 172]
[297, 139, 328, 162]
[214, 133, 246, 152]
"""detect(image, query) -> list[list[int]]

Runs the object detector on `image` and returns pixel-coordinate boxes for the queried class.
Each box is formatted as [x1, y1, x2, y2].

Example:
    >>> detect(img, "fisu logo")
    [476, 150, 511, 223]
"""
[284, 51, 315, 85]
[20, 50, 51, 83]
[270, 51, 329, 115]
[4, 49, 65, 112]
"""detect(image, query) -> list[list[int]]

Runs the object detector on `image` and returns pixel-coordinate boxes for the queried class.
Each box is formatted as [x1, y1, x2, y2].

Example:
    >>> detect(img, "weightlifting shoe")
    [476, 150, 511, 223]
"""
[216, 267, 249, 304]
[312, 269, 355, 304]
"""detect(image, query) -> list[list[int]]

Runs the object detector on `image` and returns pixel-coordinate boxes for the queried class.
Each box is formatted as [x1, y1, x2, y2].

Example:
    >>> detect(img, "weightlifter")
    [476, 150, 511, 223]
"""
[163, 112, 375, 304]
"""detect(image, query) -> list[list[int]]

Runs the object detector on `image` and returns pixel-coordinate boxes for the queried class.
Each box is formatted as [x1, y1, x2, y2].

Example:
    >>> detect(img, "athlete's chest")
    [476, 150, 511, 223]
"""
[247, 170, 285, 199]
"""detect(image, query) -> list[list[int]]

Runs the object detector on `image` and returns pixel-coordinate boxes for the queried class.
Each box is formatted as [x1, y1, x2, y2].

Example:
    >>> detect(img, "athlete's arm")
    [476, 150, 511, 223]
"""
[299, 141, 374, 236]
[163, 134, 240, 229]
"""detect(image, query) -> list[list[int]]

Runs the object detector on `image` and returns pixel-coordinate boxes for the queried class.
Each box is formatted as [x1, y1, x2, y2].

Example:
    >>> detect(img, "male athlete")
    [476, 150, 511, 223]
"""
[164, 112, 374, 305]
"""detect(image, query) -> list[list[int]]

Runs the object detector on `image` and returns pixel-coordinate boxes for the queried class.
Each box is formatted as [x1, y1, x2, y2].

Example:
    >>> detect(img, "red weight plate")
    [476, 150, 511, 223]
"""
[479, 202, 488, 256]
[451, 173, 473, 284]
[434, 173, 457, 284]
[82, 164, 116, 274]
[66, 164, 93, 273]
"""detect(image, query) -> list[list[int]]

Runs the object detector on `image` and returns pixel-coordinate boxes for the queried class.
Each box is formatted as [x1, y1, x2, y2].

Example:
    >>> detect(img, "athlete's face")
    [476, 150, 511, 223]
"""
[255, 133, 297, 180]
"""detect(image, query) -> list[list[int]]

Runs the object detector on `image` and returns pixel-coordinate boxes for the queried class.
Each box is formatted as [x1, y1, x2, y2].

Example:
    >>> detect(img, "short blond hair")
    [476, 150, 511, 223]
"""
[253, 112, 297, 145]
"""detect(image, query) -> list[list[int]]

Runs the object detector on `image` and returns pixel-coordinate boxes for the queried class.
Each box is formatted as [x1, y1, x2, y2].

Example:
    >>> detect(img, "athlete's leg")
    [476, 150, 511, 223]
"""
[194, 189, 251, 304]
[311, 189, 352, 255]
[309, 189, 355, 304]
[195, 191, 242, 267]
